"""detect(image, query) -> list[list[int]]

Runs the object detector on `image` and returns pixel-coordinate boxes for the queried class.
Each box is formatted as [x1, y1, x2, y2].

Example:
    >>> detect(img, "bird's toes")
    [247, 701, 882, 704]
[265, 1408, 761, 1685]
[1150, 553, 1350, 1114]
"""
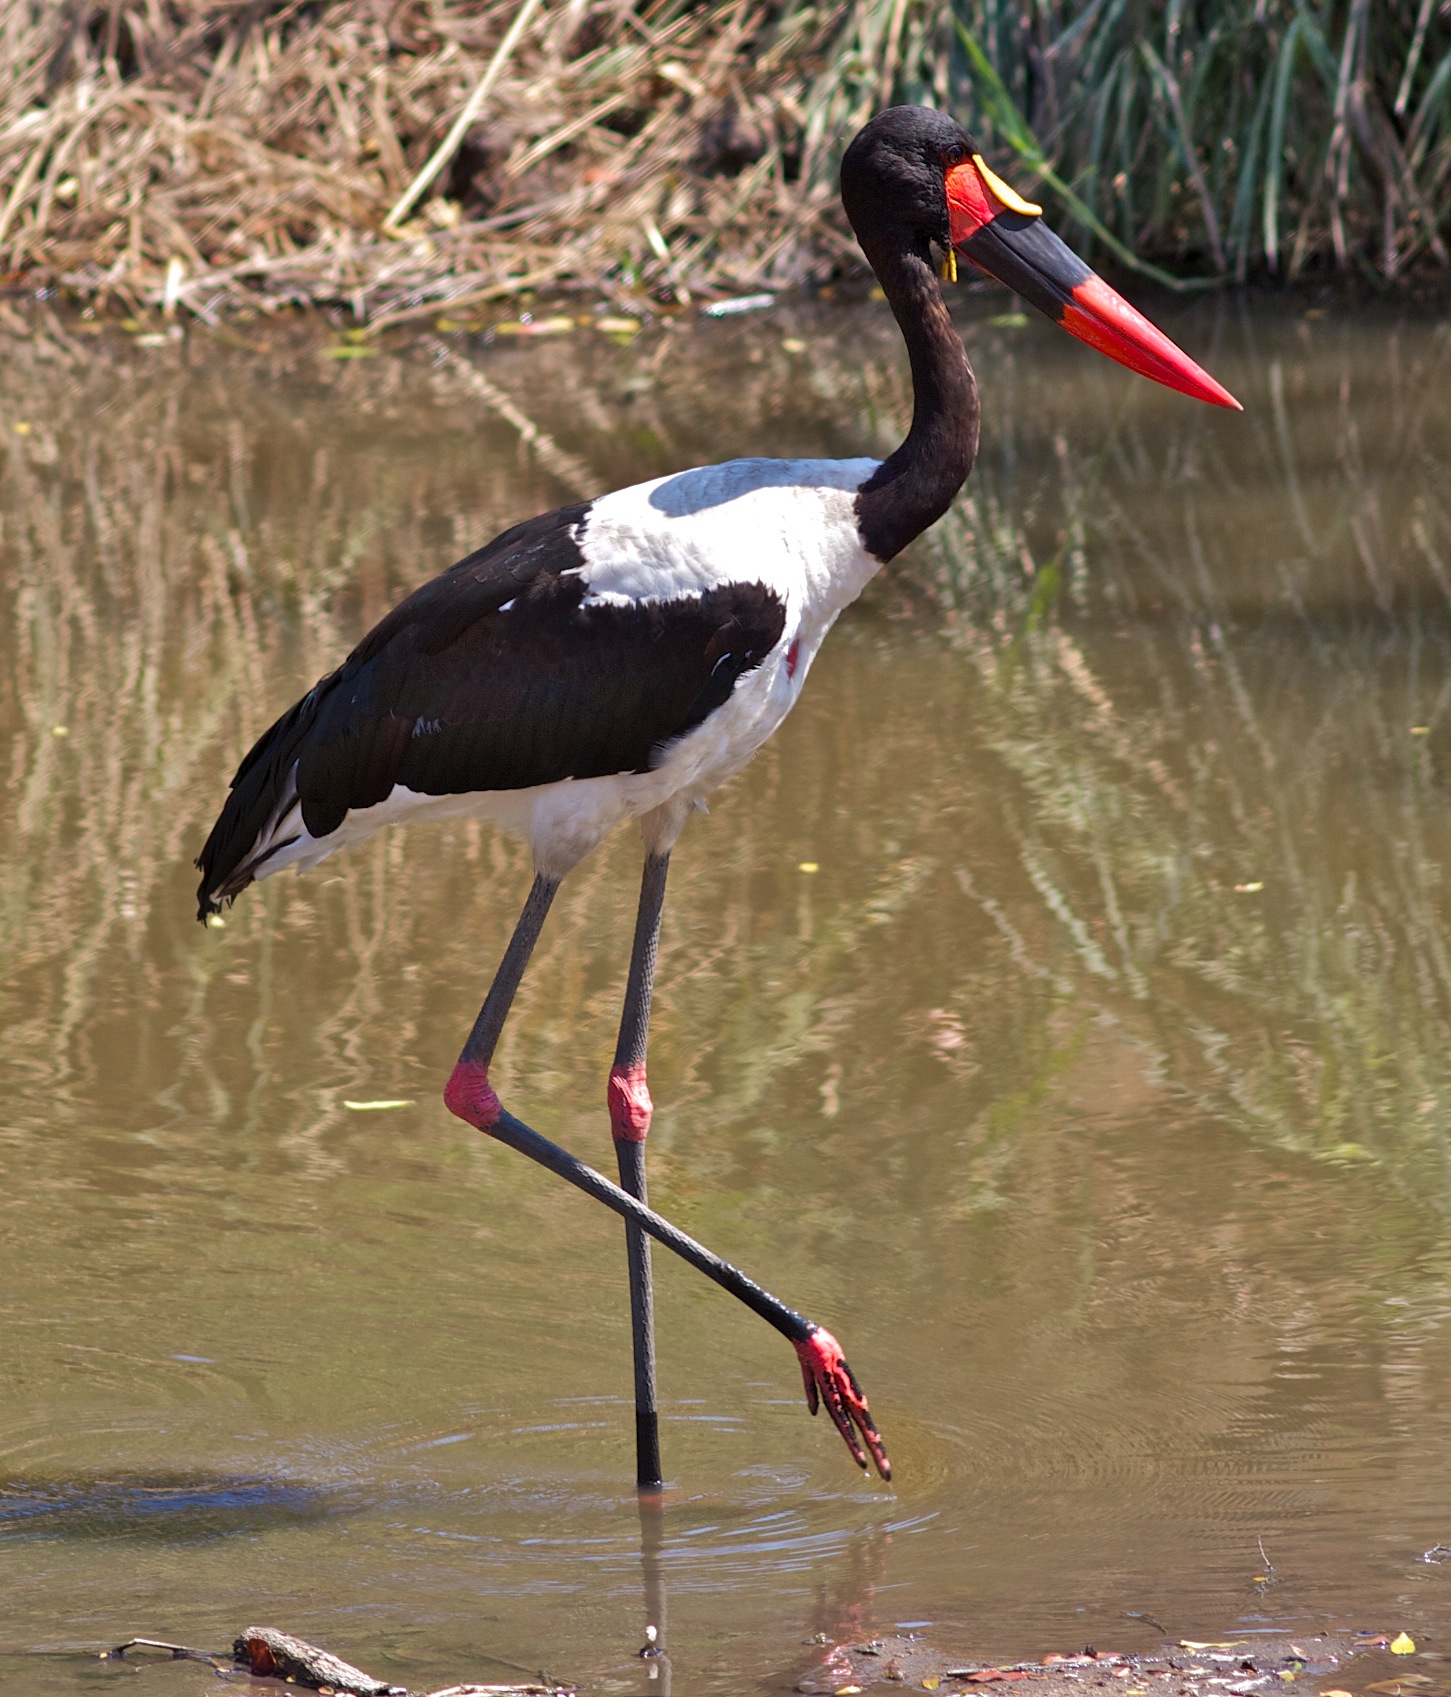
[791, 1324, 891, 1479]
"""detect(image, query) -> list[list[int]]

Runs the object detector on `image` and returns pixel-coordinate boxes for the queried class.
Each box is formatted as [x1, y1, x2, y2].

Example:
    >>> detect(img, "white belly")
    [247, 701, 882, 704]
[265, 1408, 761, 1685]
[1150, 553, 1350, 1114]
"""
[254, 629, 815, 885]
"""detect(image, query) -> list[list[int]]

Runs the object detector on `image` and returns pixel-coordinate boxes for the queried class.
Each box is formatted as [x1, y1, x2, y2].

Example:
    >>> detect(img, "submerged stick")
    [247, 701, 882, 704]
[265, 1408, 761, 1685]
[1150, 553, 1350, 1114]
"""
[429, 343, 595, 496]
[102, 1638, 226, 1665]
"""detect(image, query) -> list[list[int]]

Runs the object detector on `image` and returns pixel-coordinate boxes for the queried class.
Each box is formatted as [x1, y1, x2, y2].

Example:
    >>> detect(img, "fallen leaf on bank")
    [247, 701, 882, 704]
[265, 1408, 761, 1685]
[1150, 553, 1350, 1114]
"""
[322, 345, 377, 359]
[1391, 1636, 1418, 1656]
[595, 317, 641, 334]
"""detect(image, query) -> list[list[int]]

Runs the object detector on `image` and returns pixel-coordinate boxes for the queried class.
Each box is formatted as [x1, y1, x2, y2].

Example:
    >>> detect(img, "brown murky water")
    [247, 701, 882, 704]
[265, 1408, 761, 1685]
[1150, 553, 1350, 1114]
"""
[4, 292, 1451, 1696]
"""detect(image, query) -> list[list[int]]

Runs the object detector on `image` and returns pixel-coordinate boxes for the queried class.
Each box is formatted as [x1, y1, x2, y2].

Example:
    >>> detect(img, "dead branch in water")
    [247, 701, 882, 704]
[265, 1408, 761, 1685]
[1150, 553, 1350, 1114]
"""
[103, 1623, 573, 1697]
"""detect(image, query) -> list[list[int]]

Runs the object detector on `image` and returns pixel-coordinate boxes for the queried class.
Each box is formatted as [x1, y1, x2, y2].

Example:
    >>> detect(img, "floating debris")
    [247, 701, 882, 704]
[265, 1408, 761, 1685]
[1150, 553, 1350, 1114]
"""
[493, 317, 576, 337]
[702, 294, 775, 317]
[797, 1631, 1361, 1697]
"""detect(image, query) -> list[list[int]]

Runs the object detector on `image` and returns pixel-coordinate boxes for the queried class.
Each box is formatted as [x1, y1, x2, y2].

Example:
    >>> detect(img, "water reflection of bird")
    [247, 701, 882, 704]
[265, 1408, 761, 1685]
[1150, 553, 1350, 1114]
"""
[197, 106, 1239, 1490]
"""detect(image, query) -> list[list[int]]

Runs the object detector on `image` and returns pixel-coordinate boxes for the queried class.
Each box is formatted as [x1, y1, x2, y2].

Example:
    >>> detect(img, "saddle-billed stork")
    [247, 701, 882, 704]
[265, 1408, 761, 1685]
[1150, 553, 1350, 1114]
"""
[198, 105, 1239, 1490]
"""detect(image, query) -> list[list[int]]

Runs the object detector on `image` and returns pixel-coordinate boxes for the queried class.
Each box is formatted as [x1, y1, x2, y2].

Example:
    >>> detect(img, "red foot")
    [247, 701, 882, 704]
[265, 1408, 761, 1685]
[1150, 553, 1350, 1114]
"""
[793, 1325, 891, 1480]
[608, 1063, 653, 1143]
[443, 1058, 502, 1129]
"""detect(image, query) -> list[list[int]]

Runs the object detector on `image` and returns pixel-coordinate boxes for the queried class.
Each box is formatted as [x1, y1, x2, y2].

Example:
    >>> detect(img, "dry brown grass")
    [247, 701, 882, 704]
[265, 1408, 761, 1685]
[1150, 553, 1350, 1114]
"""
[3, 1, 1446, 320]
[0, 0, 886, 323]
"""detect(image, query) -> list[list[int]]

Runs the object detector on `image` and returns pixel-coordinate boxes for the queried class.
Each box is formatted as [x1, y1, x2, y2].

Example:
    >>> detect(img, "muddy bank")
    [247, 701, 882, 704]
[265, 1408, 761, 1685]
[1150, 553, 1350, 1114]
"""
[796, 1631, 1438, 1697]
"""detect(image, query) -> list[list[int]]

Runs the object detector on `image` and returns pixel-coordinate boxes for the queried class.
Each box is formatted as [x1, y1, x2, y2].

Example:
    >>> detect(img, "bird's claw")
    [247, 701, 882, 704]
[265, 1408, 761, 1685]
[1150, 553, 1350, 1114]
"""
[792, 1325, 891, 1480]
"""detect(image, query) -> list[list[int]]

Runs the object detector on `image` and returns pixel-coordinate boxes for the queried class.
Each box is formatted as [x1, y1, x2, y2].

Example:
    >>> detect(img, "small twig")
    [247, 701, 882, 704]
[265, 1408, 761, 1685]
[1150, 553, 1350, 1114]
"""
[101, 1637, 227, 1666]
[383, 0, 546, 232]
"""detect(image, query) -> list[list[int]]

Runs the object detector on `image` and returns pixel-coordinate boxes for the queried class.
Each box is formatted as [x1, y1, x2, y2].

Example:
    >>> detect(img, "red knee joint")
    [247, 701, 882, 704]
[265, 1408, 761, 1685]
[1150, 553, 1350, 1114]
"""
[444, 1058, 502, 1129]
[608, 1063, 653, 1143]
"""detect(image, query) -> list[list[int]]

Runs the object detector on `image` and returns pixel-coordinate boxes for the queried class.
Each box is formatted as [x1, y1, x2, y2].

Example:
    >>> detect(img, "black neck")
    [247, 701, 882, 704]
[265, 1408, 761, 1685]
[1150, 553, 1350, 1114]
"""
[854, 232, 981, 562]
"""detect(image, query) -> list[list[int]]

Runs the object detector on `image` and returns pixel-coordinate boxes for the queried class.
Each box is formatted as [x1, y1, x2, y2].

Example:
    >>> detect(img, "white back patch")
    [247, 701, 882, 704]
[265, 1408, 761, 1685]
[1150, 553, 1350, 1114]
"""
[575, 458, 880, 619]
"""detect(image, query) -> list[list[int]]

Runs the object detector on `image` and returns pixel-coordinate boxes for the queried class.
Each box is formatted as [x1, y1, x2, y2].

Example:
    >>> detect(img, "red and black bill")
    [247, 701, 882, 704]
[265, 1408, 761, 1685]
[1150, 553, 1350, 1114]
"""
[946, 156, 1242, 411]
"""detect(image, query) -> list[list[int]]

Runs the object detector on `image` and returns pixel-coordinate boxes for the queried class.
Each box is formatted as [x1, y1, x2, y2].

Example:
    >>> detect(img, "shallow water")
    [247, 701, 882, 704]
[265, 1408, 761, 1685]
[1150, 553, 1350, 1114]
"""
[3, 291, 1451, 1696]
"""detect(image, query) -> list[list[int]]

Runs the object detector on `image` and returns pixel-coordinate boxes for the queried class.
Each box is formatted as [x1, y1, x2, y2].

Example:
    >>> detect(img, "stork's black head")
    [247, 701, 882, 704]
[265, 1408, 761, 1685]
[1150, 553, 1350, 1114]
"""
[840, 105, 976, 258]
[839, 105, 1242, 411]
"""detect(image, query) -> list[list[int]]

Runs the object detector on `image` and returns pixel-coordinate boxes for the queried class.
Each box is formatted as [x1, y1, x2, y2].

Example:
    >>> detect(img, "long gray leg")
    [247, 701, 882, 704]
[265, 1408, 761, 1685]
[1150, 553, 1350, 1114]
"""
[443, 873, 559, 1126]
[609, 851, 670, 1490]
[440, 867, 891, 1481]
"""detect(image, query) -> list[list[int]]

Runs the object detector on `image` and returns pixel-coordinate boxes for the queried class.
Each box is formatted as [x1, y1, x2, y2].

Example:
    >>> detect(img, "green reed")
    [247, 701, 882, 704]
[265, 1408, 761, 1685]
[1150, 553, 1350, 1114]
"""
[827, 0, 1451, 283]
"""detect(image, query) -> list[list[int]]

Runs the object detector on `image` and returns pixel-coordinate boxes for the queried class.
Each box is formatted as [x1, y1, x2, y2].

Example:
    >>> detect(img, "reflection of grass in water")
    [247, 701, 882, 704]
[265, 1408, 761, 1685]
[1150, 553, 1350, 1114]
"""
[0, 316, 918, 1218]
[3, 305, 1451, 1227]
[924, 318, 1451, 1204]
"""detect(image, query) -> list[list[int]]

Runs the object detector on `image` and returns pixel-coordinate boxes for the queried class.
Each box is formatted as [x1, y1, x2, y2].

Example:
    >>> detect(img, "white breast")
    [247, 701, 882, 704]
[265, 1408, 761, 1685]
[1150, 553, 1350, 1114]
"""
[576, 457, 882, 631]
[577, 457, 884, 802]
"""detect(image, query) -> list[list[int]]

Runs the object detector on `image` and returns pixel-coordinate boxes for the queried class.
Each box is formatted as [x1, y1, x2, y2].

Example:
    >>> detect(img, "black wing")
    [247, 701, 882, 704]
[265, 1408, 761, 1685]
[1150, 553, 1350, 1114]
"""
[197, 502, 786, 915]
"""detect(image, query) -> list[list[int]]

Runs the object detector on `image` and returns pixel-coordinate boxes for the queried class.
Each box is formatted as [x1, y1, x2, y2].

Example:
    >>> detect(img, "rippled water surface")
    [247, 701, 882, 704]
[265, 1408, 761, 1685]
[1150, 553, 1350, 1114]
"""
[4, 293, 1451, 1695]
